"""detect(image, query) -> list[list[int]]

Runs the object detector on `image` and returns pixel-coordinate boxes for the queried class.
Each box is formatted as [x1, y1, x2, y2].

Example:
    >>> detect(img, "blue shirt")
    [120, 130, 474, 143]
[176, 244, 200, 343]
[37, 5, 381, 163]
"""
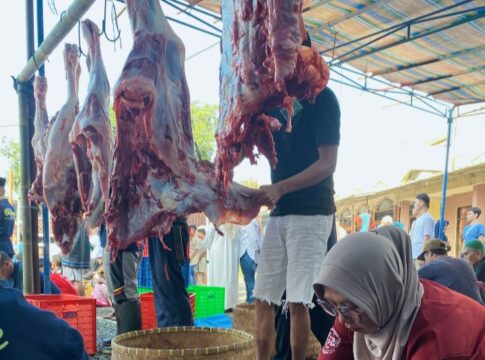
[0, 286, 88, 360]
[418, 256, 482, 304]
[410, 212, 435, 259]
[0, 198, 15, 256]
[462, 223, 485, 245]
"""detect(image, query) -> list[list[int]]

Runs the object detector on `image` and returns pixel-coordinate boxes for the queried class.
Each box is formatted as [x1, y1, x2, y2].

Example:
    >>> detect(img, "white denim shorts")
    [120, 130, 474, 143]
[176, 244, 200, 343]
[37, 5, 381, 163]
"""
[254, 214, 333, 306]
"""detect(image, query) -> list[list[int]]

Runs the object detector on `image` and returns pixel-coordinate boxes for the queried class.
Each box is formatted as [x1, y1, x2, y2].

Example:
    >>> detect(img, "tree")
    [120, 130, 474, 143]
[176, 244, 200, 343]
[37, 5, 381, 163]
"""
[191, 102, 218, 161]
[0, 137, 20, 192]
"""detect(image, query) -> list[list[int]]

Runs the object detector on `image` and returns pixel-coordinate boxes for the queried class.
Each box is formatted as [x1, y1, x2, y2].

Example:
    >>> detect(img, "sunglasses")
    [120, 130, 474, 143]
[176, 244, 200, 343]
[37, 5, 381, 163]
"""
[316, 298, 364, 320]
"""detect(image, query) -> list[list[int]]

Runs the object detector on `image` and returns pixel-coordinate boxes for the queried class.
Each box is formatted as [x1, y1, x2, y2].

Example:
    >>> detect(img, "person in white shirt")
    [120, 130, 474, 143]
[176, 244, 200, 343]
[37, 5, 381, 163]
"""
[236, 218, 263, 303]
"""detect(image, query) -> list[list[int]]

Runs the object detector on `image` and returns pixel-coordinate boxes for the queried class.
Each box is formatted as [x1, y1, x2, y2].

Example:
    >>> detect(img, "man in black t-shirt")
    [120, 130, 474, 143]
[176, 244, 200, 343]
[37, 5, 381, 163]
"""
[254, 34, 340, 360]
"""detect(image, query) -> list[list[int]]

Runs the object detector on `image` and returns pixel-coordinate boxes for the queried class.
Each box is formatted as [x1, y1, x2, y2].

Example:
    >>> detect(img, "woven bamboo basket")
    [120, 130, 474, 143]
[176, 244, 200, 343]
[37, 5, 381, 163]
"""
[112, 327, 254, 360]
[233, 303, 322, 360]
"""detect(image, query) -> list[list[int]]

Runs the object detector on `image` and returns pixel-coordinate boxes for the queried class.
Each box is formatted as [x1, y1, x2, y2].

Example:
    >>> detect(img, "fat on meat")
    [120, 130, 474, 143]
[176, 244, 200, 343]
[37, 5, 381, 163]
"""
[70, 19, 112, 229]
[106, 0, 269, 251]
[43, 44, 83, 254]
[215, 0, 330, 187]
[29, 76, 50, 203]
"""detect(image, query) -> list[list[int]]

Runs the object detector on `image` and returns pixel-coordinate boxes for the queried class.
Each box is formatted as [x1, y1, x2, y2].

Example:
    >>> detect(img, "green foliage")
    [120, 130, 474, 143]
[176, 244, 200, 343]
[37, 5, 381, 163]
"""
[0, 137, 20, 191]
[191, 102, 218, 161]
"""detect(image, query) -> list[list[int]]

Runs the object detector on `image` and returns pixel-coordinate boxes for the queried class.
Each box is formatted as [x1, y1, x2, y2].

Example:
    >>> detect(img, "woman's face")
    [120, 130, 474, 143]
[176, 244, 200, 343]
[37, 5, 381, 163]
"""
[323, 287, 379, 334]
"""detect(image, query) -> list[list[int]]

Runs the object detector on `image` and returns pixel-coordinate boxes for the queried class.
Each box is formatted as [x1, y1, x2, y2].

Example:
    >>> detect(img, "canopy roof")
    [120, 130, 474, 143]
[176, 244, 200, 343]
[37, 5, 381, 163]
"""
[193, 0, 485, 106]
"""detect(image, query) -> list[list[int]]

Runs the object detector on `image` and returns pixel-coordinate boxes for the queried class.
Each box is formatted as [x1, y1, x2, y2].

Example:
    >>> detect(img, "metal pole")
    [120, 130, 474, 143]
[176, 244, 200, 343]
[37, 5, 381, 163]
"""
[438, 109, 454, 242]
[18, 0, 37, 295]
[17, 0, 96, 83]
[18, 80, 34, 294]
[37, 0, 51, 294]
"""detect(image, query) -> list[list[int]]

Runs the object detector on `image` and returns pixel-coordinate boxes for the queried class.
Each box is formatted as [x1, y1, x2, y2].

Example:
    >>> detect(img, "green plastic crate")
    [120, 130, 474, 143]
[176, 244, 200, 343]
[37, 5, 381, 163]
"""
[186, 285, 225, 319]
[138, 287, 153, 295]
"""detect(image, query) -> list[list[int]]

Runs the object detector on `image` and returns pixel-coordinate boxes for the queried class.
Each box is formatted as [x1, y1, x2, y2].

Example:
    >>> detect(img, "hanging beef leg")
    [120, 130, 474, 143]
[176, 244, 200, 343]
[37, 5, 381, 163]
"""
[70, 19, 113, 229]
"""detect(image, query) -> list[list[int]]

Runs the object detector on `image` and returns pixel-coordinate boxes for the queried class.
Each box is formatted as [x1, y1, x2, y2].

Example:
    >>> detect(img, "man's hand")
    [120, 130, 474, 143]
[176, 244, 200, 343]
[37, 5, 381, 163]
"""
[259, 183, 285, 207]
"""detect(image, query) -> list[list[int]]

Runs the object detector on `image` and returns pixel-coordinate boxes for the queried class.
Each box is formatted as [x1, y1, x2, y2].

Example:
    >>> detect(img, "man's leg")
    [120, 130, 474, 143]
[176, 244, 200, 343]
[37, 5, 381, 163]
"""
[254, 217, 287, 360]
[285, 215, 333, 360]
[289, 303, 310, 359]
[148, 224, 193, 327]
[240, 251, 257, 303]
[255, 300, 275, 360]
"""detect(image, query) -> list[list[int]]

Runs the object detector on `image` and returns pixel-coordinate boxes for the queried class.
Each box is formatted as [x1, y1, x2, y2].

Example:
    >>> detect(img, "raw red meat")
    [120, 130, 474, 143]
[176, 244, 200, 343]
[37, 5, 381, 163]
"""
[70, 19, 112, 229]
[43, 44, 83, 254]
[215, 0, 330, 187]
[29, 76, 50, 203]
[106, 0, 268, 251]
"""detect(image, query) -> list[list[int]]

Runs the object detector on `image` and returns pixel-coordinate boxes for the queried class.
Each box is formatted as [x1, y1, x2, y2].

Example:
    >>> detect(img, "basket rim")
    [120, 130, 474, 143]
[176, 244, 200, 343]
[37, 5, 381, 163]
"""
[112, 326, 254, 356]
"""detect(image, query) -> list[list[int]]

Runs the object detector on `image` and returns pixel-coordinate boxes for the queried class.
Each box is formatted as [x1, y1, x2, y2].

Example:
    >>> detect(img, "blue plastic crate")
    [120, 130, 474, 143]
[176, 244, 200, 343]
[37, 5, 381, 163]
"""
[137, 257, 152, 288]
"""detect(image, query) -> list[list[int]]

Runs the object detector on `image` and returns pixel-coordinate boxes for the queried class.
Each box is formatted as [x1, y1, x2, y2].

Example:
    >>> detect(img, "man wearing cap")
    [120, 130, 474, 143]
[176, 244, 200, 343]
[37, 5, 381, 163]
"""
[464, 240, 485, 282]
[0, 177, 15, 258]
[409, 193, 434, 260]
[417, 240, 482, 303]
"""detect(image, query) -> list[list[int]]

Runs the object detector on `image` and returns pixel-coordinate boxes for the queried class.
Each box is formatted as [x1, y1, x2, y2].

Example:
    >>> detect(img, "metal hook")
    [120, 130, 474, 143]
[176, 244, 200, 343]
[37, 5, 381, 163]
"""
[77, 21, 87, 58]
[105, 0, 122, 43]
[97, 0, 122, 43]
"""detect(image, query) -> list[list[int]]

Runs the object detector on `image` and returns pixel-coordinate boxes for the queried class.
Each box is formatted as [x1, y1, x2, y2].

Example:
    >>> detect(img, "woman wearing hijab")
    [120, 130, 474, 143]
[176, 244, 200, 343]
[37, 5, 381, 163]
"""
[314, 226, 485, 360]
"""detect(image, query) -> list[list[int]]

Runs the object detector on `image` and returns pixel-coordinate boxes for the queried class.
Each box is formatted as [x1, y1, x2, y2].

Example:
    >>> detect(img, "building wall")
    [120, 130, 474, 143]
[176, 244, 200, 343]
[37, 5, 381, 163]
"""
[444, 192, 472, 256]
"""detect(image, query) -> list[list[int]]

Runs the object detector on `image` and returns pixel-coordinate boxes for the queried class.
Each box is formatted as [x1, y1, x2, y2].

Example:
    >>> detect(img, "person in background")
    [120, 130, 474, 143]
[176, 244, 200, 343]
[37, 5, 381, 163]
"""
[464, 240, 485, 282]
[0, 285, 88, 359]
[378, 215, 393, 228]
[196, 227, 208, 285]
[417, 240, 482, 303]
[1, 251, 61, 294]
[52, 254, 62, 274]
[206, 224, 240, 310]
[433, 219, 449, 242]
[61, 221, 90, 296]
[148, 217, 193, 327]
[89, 227, 103, 272]
[315, 227, 485, 360]
[237, 218, 262, 303]
[93, 271, 111, 307]
[335, 217, 347, 240]
[110, 239, 142, 334]
[50, 270, 77, 295]
[355, 213, 375, 232]
[0, 177, 16, 258]
[462, 207, 485, 249]
[409, 193, 434, 260]
[188, 225, 199, 286]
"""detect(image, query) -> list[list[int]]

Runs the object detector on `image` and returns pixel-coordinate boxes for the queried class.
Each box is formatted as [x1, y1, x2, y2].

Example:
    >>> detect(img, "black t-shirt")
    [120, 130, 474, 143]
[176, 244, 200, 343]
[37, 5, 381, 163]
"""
[269, 87, 340, 216]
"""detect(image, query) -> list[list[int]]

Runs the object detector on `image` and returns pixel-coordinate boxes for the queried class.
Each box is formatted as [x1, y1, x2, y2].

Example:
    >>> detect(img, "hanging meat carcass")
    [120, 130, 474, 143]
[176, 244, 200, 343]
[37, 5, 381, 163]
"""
[106, 0, 268, 251]
[43, 44, 83, 254]
[29, 76, 50, 203]
[215, 0, 330, 187]
[70, 19, 113, 229]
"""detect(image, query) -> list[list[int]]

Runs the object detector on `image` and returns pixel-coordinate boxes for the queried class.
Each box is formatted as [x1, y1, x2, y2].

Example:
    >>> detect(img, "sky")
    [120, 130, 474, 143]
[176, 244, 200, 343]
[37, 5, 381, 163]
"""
[1, 0, 485, 198]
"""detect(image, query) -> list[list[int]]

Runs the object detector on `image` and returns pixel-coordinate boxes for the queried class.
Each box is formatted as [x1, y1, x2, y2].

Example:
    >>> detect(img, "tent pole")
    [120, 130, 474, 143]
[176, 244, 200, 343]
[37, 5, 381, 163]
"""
[438, 108, 454, 243]
[37, 0, 51, 294]
[17, 0, 96, 83]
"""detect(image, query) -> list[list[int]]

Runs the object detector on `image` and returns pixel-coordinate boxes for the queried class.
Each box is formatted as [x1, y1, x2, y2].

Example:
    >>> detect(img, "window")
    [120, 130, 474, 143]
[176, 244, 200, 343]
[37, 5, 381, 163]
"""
[375, 198, 394, 223]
